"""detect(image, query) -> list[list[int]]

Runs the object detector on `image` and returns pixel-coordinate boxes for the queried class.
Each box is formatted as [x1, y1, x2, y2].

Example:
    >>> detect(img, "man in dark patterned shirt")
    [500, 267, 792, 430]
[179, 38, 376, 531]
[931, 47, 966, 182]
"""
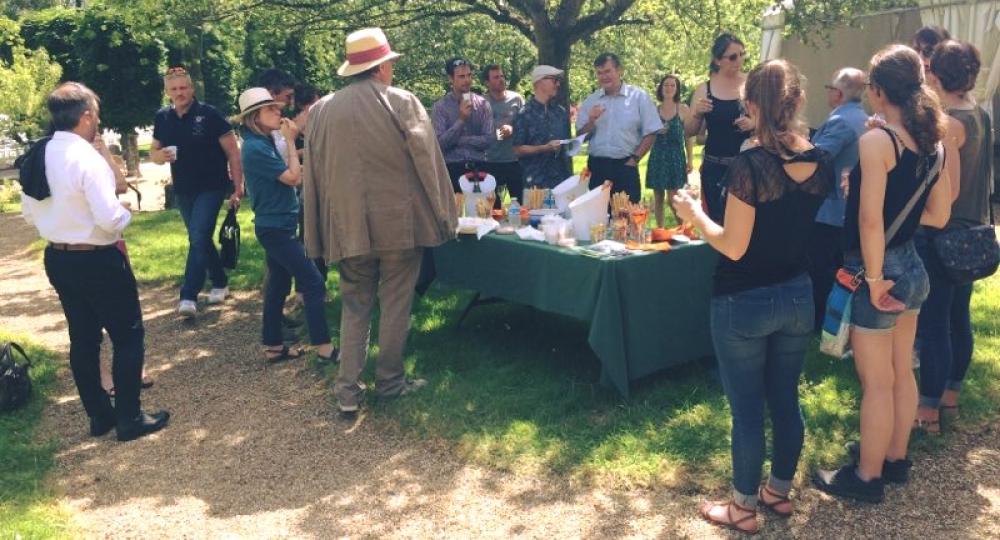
[512, 65, 571, 189]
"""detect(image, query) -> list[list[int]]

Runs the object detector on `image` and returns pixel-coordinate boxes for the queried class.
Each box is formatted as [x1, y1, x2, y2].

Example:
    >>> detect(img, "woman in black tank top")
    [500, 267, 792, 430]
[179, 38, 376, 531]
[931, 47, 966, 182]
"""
[814, 44, 952, 504]
[685, 33, 753, 223]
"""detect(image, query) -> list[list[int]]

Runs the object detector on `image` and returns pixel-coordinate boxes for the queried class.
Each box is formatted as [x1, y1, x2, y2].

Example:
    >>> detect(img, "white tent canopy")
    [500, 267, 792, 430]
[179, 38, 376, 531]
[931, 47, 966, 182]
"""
[919, 0, 1000, 112]
[772, 0, 1000, 129]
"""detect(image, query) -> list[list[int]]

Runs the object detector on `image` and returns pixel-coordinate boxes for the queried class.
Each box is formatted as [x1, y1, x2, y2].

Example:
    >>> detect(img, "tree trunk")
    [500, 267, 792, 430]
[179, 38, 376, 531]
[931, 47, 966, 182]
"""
[536, 32, 574, 108]
[121, 130, 141, 178]
[183, 29, 206, 99]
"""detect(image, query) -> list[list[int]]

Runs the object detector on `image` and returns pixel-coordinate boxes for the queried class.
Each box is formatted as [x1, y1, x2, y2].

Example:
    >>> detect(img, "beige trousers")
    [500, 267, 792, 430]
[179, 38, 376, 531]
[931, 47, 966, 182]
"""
[334, 248, 423, 408]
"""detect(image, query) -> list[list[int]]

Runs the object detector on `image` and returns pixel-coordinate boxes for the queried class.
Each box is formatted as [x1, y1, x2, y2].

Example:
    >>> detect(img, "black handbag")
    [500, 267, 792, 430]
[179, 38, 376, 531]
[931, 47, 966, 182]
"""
[932, 223, 999, 285]
[0, 342, 33, 412]
[218, 205, 240, 270]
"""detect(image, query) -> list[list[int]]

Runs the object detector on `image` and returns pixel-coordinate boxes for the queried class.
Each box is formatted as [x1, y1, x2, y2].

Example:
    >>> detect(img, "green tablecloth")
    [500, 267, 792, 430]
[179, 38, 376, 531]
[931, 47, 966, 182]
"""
[432, 234, 719, 397]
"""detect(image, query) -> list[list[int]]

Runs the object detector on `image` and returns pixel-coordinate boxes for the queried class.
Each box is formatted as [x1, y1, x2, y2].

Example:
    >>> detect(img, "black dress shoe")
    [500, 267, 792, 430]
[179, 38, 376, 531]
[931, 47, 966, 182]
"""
[116, 410, 170, 442]
[89, 415, 116, 437]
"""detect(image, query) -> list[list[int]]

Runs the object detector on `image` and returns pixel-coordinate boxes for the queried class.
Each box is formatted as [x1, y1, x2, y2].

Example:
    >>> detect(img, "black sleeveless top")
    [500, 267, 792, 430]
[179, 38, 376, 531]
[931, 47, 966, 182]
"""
[713, 146, 833, 295]
[703, 80, 750, 159]
[843, 128, 941, 252]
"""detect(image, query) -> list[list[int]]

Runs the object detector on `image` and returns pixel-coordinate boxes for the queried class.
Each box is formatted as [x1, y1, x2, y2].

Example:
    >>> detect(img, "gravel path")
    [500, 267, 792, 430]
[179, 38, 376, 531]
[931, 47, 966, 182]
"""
[1, 211, 998, 539]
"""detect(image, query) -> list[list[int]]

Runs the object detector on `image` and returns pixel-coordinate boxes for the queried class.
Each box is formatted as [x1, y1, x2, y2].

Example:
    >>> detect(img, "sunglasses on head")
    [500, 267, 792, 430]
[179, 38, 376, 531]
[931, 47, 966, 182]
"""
[450, 59, 469, 68]
[165, 66, 187, 76]
[721, 51, 745, 62]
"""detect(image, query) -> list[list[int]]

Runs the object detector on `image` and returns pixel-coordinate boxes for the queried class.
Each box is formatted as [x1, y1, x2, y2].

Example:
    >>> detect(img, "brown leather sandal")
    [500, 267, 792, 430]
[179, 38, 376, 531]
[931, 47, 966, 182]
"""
[758, 485, 793, 517]
[699, 500, 759, 534]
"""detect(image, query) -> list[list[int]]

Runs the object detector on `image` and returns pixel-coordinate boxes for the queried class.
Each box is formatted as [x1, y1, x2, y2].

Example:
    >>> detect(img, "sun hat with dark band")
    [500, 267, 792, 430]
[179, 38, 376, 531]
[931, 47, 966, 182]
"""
[337, 27, 401, 77]
[235, 87, 278, 119]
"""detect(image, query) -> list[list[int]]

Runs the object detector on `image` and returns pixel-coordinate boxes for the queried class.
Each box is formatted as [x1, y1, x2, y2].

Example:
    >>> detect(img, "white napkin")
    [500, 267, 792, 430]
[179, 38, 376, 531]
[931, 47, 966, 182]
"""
[476, 219, 499, 240]
[515, 226, 545, 242]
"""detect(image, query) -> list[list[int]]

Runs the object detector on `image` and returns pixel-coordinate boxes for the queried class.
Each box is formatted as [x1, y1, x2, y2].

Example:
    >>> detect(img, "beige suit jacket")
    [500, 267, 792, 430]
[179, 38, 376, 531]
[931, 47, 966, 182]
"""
[303, 78, 457, 262]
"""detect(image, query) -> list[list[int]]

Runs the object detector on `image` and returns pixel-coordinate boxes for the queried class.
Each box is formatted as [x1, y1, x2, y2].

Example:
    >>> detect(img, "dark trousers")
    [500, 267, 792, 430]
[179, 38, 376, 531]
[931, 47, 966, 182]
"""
[446, 161, 485, 194]
[700, 161, 729, 223]
[176, 190, 228, 301]
[805, 223, 844, 330]
[44, 246, 144, 424]
[587, 156, 641, 202]
[483, 161, 524, 208]
[257, 227, 331, 346]
[915, 232, 975, 407]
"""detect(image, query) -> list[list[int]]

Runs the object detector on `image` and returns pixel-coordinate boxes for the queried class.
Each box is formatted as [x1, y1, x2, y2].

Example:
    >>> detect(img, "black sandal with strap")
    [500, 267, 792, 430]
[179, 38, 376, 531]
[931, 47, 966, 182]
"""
[758, 485, 793, 517]
[264, 345, 304, 364]
[699, 500, 759, 534]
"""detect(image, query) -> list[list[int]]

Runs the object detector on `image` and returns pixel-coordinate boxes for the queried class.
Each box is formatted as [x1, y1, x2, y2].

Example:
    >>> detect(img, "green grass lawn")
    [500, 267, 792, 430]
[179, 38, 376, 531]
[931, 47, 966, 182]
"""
[0, 334, 73, 539]
[114, 204, 1000, 490]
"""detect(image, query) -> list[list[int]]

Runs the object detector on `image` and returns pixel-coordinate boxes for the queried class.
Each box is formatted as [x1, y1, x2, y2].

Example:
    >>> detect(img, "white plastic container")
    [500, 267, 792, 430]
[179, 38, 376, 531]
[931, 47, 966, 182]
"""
[552, 175, 588, 212]
[568, 185, 610, 241]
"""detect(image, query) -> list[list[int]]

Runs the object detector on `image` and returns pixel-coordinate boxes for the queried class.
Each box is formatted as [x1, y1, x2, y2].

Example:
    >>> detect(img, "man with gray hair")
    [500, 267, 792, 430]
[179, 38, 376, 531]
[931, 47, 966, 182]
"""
[807, 67, 868, 329]
[22, 82, 169, 441]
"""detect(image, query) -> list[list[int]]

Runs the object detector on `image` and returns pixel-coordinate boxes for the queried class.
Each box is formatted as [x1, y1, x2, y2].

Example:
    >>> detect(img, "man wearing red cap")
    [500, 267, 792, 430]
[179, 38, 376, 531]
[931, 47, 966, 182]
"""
[302, 28, 457, 415]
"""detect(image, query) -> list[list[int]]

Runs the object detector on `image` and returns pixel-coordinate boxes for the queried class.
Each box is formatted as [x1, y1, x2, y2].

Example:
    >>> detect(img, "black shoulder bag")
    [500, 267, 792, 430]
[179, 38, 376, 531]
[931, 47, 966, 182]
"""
[218, 205, 241, 270]
[931, 205, 999, 285]
[0, 342, 33, 412]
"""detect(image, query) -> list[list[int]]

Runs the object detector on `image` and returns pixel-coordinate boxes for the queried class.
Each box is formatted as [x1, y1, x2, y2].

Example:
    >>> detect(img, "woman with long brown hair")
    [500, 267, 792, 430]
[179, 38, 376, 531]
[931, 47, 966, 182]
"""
[674, 59, 832, 533]
[684, 33, 753, 222]
[814, 45, 952, 503]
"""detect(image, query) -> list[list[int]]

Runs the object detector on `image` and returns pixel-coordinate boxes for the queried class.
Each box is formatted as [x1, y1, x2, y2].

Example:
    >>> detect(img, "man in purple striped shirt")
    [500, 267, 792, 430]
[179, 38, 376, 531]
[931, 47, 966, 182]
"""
[431, 57, 494, 192]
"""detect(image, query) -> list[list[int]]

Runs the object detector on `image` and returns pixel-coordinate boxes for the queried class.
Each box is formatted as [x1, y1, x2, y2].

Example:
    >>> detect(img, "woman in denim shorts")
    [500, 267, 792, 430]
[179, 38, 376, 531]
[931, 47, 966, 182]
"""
[675, 60, 832, 534]
[814, 45, 952, 503]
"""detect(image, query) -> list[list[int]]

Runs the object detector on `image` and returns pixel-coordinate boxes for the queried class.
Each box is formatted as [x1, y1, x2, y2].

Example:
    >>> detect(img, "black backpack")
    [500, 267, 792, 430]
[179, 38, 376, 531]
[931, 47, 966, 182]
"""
[0, 342, 33, 412]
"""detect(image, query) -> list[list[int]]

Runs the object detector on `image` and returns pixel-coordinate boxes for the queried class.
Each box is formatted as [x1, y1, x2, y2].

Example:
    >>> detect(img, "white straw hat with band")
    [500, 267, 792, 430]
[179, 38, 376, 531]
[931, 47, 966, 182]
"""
[337, 27, 402, 77]
[235, 87, 278, 119]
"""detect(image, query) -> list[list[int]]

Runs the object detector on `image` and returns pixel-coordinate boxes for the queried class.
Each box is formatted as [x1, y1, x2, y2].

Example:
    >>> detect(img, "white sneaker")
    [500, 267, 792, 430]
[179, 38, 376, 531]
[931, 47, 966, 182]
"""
[207, 287, 228, 305]
[178, 300, 197, 318]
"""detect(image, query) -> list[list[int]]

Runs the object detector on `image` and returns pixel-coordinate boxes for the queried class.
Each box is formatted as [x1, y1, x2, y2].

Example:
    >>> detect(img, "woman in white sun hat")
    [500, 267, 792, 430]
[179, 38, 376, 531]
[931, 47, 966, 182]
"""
[235, 87, 338, 365]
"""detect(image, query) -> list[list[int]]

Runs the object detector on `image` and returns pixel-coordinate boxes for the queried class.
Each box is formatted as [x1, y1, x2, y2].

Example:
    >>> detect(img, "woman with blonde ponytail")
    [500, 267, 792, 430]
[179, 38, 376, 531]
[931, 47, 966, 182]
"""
[814, 44, 952, 503]
[674, 60, 833, 533]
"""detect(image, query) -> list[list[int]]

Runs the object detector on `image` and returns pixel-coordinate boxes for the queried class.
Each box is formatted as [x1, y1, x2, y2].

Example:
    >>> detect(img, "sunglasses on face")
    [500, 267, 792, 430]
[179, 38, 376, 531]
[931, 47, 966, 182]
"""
[918, 45, 935, 58]
[544, 76, 561, 83]
[721, 51, 746, 62]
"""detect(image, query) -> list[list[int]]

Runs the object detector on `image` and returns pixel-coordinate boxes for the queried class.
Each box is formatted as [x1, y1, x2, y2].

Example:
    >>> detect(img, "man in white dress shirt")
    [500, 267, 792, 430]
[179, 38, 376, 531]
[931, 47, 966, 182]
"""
[22, 82, 169, 441]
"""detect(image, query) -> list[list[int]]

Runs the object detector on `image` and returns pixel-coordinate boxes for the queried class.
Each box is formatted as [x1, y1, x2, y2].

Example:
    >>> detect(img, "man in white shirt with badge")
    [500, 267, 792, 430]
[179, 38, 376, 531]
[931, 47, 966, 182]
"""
[22, 82, 170, 441]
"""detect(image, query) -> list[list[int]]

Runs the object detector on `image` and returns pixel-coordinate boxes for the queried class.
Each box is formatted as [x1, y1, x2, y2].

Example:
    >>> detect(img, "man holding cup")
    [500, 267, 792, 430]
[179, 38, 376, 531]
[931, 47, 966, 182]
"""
[151, 66, 244, 319]
[481, 64, 525, 207]
[576, 52, 662, 202]
[431, 57, 494, 193]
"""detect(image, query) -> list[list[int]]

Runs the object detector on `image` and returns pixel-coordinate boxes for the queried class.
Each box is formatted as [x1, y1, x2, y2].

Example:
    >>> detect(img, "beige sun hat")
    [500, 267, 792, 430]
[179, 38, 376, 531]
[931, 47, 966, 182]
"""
[235, 87, 278, 119]
[337, 28, 402, 77]
[530, 65, 564, 83]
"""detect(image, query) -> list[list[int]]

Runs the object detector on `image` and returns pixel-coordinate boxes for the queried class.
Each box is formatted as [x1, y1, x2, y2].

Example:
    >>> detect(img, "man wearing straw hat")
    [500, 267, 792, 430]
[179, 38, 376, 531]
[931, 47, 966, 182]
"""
[303, 27, 457, 414]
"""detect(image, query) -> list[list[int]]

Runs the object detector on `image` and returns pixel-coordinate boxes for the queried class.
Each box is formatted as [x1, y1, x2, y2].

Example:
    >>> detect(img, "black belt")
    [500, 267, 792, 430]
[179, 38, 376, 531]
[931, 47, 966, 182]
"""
[48, 242, 116, 252]
[703, 154, 735, 166]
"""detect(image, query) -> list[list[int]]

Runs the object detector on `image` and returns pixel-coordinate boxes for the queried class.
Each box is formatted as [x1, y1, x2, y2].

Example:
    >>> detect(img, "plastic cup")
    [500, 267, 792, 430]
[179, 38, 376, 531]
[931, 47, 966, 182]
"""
[164, 145, 178, 160]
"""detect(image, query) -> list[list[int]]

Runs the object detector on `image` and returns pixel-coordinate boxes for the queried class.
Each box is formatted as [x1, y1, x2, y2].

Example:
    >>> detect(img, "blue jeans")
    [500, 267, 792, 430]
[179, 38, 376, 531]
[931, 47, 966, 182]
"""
[256, 226, 330, 346]
[176, 190, 228, 301]
[915, 231, 975, 407]
[710, 273, 813, 504]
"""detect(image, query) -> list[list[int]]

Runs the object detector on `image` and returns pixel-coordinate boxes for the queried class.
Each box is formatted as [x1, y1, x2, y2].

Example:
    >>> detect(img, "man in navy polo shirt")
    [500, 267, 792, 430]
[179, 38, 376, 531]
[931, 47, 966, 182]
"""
[152, 66, 244, 319]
